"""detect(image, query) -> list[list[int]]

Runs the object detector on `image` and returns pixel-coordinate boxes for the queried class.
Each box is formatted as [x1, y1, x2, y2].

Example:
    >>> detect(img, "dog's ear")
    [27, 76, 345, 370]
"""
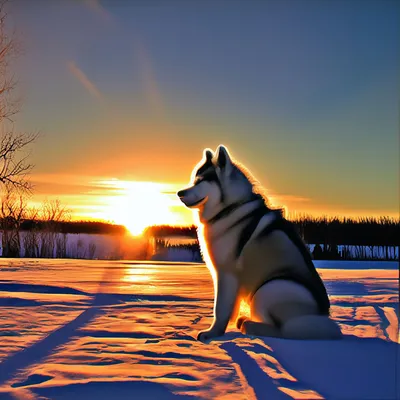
[203, 148, 214, 162]
[215, 145, 233, 172]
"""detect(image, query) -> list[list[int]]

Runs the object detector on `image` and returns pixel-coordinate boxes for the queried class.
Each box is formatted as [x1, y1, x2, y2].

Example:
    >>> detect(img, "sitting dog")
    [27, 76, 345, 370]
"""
[177, 145, 342, 342]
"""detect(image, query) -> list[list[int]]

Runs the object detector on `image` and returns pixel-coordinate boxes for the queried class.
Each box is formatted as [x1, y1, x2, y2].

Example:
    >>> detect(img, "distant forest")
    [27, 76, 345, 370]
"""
[20, 220, 127, 235]
[144, 216, 399, 247]
[144, 216, 399, 261]
[1, 214, 398, 260]
[12, 215, 398, 247]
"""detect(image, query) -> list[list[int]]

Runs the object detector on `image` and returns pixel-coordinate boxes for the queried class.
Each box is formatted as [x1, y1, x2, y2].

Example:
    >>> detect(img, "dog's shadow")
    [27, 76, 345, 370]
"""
[218, 339, 292, 399]
[213, 332, 398, 400]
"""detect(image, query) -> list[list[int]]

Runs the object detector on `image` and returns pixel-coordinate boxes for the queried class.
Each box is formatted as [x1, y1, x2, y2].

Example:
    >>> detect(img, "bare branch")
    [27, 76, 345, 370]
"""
[0, 1, 37, 193]
[0, 131, 39, 192]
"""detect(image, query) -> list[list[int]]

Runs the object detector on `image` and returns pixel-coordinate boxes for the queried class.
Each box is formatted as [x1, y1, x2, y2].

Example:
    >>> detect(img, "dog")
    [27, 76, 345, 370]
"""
[177, 145, 342, 342]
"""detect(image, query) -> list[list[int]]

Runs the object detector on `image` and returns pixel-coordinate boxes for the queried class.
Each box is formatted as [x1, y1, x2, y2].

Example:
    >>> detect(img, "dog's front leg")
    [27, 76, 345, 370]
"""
[198, 271, 239, 342]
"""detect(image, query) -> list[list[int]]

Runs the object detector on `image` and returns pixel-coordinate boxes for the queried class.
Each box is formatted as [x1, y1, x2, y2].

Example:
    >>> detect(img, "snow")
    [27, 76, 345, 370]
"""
[0, 259, 398, 399]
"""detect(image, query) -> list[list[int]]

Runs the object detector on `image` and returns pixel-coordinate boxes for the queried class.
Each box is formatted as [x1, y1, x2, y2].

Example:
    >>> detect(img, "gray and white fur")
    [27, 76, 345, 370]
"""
[177, 145, 342, 342]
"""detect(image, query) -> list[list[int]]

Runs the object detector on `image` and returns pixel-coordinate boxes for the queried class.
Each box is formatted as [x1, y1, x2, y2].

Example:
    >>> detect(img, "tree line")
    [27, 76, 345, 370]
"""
[145, 216, 399, 261]
[144, 216, 399, 247]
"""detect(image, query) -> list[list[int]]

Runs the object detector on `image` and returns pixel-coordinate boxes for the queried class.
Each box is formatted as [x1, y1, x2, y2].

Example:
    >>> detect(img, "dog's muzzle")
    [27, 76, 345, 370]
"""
[177, 189, 206, 208]
[177, 189, 189, 198]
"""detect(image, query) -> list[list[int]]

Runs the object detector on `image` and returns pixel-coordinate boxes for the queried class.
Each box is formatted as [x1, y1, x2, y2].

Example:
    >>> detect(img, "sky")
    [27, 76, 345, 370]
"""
[5, 0, 400, 229]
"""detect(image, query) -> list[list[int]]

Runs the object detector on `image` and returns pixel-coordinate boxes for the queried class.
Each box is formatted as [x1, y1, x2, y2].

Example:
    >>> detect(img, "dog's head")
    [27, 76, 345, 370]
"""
[177, 145, 253, 219]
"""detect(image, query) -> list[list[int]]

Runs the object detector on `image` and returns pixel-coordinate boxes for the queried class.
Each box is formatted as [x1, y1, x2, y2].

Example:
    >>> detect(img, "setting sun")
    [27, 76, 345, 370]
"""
[101, 180, 180, 236]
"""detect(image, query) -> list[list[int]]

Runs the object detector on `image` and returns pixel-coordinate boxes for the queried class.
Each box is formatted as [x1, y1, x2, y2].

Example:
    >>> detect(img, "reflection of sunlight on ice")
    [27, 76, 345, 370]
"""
[123, 267, 152, 283]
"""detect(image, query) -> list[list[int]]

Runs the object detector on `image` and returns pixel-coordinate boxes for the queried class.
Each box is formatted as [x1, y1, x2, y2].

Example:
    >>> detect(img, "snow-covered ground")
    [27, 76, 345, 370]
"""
[0, 259, 398, 399]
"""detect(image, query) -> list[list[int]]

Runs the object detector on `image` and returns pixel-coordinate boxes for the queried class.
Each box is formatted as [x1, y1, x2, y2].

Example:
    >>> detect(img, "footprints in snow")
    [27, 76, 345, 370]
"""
[191, 316, 202, 325]
[11, 373, 53, 388]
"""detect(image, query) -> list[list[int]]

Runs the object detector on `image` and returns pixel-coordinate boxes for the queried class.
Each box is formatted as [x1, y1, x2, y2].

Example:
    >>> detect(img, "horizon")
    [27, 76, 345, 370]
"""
[4, 0, 400, 234]
[15, 209, 400, 227]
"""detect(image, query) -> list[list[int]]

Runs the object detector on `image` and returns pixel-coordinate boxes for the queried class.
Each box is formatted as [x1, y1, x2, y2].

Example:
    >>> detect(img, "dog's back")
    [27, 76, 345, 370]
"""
[237, 216, 330, 314]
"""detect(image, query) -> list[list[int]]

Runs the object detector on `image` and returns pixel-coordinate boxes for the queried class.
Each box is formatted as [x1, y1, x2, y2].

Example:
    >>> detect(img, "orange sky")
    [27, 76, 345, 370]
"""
[7, 0, 399, 231]
[26, 172, 399, 235]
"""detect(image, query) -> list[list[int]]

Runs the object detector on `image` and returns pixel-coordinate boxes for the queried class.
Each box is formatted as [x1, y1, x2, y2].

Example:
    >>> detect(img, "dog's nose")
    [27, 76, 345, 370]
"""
[177, 189, 187, 198]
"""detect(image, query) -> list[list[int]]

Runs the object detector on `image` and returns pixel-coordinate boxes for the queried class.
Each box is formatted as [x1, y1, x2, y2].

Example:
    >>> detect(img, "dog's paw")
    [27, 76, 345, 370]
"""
[197, 328, 223, 342]
[236, 316, 249, 330]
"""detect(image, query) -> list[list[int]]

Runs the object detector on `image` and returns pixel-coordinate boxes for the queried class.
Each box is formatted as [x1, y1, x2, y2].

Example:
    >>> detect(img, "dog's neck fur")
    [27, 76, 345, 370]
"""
[201, 197, 265, 240]
[206, 194, 262, 225]
[190, 152, 278, 270]
[195, 197, 268, 271]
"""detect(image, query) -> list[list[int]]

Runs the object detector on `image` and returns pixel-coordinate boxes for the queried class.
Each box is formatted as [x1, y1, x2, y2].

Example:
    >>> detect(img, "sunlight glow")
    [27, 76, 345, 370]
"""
[123, 267, 152, 283]
[100, 180, 180, 236]
[239, 299, 251, 318]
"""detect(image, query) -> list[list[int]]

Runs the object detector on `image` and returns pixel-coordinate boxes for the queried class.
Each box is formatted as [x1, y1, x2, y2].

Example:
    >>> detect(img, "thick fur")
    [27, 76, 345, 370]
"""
[177, 145, 342, 341]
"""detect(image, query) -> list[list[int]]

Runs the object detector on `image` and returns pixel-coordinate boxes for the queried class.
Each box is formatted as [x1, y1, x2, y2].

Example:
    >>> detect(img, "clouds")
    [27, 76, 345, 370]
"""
[67, 61, 104, 101]
[83, 0, 114, 24]
[134, 39, 165, 119]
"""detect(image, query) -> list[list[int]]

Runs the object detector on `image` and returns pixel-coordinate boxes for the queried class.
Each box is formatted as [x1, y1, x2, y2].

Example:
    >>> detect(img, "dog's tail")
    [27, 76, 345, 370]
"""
[281, 315, 342, 340]
[240, 315, 342, 340]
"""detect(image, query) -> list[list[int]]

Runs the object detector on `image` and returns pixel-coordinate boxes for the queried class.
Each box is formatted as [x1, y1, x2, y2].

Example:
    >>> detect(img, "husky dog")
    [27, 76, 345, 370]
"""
[177, 145, 342, 342]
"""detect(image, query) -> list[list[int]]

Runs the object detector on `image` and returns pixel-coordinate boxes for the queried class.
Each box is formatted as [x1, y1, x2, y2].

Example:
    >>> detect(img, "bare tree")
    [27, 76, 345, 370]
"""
[0, 0, 38, 192]
[88, 241, 97, 260]
[22, 204, 39, 257]
[0, 0, 17, 121]
[0, 186, 25, 257]
[55, 232, 68, 258]
[39, 199, 70, 258]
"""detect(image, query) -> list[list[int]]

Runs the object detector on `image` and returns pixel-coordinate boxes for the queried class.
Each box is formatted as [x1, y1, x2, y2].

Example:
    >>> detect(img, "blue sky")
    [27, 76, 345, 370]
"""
[7, 0, 399, 221]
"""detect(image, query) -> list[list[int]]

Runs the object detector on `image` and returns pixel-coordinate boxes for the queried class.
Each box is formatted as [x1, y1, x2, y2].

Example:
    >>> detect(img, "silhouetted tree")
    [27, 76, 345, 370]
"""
[0, 187, 25, 256]
[312, 243, 323, 260]
[38, 199, 70, 258]
[0, 1, 38, 192]
[145, 215, 399, 261]
[22, 204, 39, 257]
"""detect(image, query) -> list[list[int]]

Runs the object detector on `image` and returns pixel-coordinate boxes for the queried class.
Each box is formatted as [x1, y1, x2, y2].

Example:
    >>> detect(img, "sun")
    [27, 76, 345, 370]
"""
[103, 181, 180, 236]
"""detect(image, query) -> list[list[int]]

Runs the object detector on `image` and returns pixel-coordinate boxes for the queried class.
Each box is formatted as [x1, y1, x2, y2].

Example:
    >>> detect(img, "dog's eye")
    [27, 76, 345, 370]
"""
[202, 170, 218, 182]
[194, 178, 203, 185]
